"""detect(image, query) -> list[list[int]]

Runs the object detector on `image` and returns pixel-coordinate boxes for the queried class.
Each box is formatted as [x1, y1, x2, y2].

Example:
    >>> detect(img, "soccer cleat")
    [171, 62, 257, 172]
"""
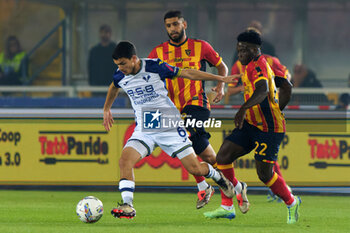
[287, 196, 301, 224]
[111, 202, 136, 219]
[214, 169, 235, 198]
[204, 206, 236, 220]
[236, 181, 250, 214]
[196, 185, 215, 209]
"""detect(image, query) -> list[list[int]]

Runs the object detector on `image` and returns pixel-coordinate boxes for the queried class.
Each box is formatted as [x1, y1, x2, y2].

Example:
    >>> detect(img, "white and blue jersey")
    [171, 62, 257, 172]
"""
[113, 58, 182, 131]
[114, 58, 194, 159]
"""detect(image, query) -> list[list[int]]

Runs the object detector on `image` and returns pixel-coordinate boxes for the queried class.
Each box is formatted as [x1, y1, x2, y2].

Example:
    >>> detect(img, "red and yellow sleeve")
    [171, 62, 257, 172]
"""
[269, 56, 287, 79]
[248, 62, 268, 86]
[201, 40, 222, 67]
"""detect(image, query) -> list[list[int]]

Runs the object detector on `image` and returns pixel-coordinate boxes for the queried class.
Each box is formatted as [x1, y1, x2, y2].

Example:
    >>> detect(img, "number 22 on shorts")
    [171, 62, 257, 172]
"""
[253, 141, 267, 156]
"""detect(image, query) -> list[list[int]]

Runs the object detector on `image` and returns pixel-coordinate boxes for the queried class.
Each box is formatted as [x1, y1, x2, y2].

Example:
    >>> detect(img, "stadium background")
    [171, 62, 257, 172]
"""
[0, 0, 349, 194]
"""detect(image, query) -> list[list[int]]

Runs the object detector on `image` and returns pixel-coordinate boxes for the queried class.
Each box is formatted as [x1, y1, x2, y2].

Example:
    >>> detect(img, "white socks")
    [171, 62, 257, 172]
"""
[287, 196, 297, 207]
[119, 179, 135, 205]
[234, 181, 242, 194]
[197, 180, 209, 191]
[205, 164, 221, 182]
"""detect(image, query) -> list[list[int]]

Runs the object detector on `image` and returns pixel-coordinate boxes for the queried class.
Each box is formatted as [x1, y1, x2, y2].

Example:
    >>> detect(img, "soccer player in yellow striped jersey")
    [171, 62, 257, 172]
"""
[204, 31, 301, 224]
[148, 10, 231, 211]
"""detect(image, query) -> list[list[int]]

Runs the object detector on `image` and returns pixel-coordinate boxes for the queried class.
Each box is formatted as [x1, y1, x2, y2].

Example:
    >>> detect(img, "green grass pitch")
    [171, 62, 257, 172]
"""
[0, 190, 349, 233]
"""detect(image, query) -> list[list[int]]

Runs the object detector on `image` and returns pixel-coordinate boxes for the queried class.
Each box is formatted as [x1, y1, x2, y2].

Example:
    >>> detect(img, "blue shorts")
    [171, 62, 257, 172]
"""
[225, 121, 285, 163]
[181, 105, 211, 155]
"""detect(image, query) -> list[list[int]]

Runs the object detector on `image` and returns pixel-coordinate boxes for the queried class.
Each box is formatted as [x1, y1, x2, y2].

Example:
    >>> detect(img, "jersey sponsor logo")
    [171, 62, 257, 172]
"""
[126, 85, 160, 105]
[174, 58, 184, 63]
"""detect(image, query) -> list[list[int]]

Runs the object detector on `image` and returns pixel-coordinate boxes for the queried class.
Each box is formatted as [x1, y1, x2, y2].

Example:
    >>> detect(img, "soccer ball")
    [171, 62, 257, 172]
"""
[76, 196, 103, 223]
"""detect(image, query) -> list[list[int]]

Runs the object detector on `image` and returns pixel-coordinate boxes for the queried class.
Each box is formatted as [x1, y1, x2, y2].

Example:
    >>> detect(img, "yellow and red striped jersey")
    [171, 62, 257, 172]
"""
[229, 54, 289, 87]
[148, 38, 222, 112]
[242, 55, 286, 133]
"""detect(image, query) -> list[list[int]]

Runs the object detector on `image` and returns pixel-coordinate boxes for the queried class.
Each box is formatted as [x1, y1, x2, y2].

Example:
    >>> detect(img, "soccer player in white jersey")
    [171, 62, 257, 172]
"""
[103, 41, 240, 219]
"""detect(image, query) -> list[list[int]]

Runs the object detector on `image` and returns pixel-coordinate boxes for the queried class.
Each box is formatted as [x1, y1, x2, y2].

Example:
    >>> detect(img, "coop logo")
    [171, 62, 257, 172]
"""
[308, 134, 350, 169]
[0, 129, 21, 146]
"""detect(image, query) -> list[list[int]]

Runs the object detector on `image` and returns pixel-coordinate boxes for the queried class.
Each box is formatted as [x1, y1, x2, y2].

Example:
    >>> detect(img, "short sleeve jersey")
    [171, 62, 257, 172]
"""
[113, 58, 182, 130]
[242, 55, 286, 133]
[229, 54, 289, 88]
[148, 38, 222, 112]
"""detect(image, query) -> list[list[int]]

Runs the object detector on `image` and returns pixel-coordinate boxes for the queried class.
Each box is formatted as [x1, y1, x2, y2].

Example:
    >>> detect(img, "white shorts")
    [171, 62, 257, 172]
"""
[124, 130, 194, 160]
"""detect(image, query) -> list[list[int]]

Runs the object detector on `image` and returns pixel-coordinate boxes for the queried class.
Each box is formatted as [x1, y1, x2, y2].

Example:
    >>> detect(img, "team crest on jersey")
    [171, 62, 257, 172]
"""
[143, 75, 151, 82]
[185, 49, 191, 56]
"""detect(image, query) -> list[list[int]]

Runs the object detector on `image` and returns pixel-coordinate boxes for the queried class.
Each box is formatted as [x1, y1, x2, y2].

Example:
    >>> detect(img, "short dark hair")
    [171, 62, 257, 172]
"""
[99, 24, 111, 33]
[112, 41, 137, 60]
[237, 31, 262, 46]
[164, 10, 184, 21]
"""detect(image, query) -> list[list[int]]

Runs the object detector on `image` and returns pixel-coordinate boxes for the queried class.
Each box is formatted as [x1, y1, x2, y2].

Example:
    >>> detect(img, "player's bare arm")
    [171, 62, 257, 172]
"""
[103, 83, 120, 131]
[228, 85, 244, 96]
[212, 61, 229, 103]
[179, 69, 240, 83]
[278, 79, 293, 111]
[234, 79, 268, 129]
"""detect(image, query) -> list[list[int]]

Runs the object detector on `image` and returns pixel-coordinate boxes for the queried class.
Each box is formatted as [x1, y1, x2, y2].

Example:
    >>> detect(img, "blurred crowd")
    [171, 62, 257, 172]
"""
[1, 20, 349, 109]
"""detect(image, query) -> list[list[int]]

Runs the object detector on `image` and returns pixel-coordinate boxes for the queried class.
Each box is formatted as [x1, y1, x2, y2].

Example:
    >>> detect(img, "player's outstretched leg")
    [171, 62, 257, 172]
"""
[193, 159, 212, 209]
[197, 144, 239, 211]
[257, 161, 300, 224]
[222, 165, 249, 214]
[181, 154, 235, 199]
[111, 147, 140, 219]
[268, 162, 292, 203]
[203, 164, 249, 218]
[214, 169, 235, 198]
[203, 163, 236, 219]
[191, 137, 217, 209]
[266, 173, 299, 224]
[217, 141, 250, 214]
